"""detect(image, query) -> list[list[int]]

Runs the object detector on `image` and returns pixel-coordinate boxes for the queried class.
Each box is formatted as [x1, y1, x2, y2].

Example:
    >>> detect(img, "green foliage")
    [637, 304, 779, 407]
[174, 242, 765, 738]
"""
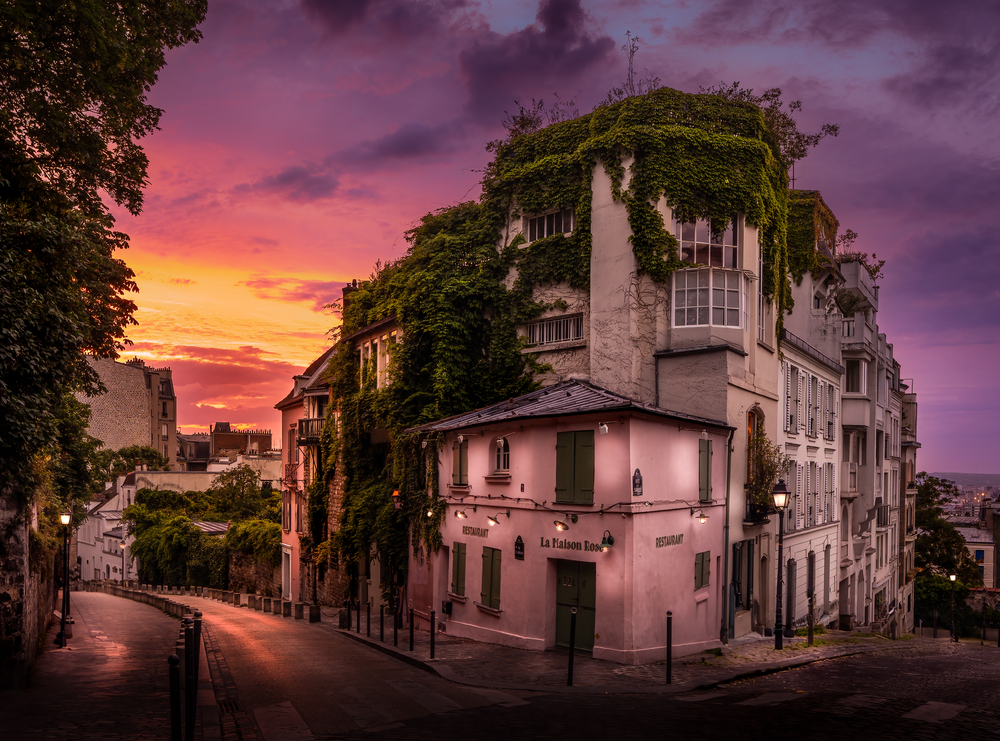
[747, 430, 791, 508]
[0, 0, 206, 506]
[94, 445, 171, 480]
[793, 624, 827, 636]
[226, 520, 281, 567]
[206, 464, 279, 521]
[914, 472, 982, 585]
[786, 190, 839, 284]
[914, 572, 980, 637]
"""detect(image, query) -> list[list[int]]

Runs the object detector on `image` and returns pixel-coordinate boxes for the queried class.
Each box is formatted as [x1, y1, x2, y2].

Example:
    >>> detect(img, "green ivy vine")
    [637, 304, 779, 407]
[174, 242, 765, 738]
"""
[786, 189, 839, 288]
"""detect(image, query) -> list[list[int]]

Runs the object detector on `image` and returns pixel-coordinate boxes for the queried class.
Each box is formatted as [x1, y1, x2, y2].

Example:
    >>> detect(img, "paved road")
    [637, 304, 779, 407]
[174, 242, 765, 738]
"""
[0, 591, 178, 740]
[332, 640, 1000, 740]
[188, 596, 524, 739]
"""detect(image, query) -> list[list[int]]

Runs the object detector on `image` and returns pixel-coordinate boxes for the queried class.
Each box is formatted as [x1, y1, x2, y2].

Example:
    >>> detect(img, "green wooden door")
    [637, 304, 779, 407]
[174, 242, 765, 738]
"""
[555, 560, 596, 651]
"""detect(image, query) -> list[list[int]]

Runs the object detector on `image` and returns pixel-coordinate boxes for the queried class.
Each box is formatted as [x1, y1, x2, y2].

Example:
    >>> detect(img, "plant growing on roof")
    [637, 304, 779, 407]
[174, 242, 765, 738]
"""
[746, 429, 791, 510]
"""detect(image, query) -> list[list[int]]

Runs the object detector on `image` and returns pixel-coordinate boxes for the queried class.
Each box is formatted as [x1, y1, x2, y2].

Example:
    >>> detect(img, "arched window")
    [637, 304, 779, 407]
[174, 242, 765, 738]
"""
[494, 437, 510, 473]
[746, 408, 764, 483]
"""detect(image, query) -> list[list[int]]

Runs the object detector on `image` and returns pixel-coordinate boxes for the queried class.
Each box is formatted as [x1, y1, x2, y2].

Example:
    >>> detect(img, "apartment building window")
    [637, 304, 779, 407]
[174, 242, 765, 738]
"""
[674, 269, 742, 327]
[452, 439, 469, 486]
[525, 315, 583, 346]
[295, 494, 304, 533]
[555, 430, 594, 504]
[975, 550, 984, 563]
[282, 491, 291, 531]
[161, 423, 168, 438]
[825, 384, 837, 440]
[675, 217, 739, 268]
[451, 542, 466, 596]
[845, 359, 867, 394]
[526, 208, 575, 242]
[694, 550, 711, 589]
[480, 547, 501, 609]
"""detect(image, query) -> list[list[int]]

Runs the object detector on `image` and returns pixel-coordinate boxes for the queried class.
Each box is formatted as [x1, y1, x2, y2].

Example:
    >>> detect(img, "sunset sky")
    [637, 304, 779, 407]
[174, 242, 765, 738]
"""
[112, 0, 1000, 473]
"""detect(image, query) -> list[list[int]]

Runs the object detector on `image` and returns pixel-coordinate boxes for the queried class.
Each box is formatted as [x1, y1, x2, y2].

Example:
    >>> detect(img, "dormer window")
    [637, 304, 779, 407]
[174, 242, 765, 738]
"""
[525, 208, 575, 243]
[494, 437, 510, 473]
[675, 217, 739, 268]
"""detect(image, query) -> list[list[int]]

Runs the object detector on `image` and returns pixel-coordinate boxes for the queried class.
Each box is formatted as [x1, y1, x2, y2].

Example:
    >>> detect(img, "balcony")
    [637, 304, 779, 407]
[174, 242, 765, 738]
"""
[876, 505, 891, 529]
[297, 418, 323, 446]
[743, 500, 771, 525]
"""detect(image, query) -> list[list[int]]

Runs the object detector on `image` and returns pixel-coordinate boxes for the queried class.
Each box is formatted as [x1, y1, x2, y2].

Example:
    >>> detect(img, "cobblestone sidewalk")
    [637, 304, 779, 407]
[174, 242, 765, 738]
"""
[328, 607, 902, 694]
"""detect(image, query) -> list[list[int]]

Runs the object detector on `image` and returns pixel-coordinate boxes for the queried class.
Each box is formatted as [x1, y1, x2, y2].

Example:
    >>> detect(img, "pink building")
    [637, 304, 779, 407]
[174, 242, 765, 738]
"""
[408, 380, 733, 663]
[275, 347, 335, 603]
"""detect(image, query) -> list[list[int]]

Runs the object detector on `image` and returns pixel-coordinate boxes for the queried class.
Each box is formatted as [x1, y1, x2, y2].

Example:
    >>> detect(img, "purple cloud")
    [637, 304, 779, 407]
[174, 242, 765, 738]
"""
[234, 164, 340, 203]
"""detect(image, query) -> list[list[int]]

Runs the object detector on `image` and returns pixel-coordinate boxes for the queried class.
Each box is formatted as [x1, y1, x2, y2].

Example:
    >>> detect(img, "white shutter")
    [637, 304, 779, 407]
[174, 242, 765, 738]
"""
[797, 374, 804, 433]
[797, 463, 804, 529]
[822, 381, 828, 439]
[806, 375, 812, 436]
[784, 363, 792, 432]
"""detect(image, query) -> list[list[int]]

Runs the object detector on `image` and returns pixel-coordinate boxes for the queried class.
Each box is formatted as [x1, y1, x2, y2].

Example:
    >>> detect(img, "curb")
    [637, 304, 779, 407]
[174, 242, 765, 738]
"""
[333, 627, 895, 695]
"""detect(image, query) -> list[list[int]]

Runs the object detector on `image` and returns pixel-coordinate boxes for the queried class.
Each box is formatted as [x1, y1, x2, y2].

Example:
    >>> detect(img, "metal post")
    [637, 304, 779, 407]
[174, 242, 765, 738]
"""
[367, 601, 371, 638]
[567, 607, 577, 687]
[808, 594, 815, 646]
[60, 526, 69, 648]
[951, 579, 957, 643]
[666, 611, 673, 685]
[409, 608, 414, 652]
[184, 617, 195, 741]
[356, 600, 361, 634]
[775, 513, 785, 650]
[169, 655, 181, 741]
[393, 598, 398, 647]
[430, 610, 436, 659]
[983, 601, 988, 645]
[192, 611, 202, 690]
[380, 604, 385, 642]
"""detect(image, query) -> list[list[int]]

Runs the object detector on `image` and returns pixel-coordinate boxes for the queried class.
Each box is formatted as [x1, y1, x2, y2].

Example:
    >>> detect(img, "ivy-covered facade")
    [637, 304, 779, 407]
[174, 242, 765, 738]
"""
[285, 86, 920, 655]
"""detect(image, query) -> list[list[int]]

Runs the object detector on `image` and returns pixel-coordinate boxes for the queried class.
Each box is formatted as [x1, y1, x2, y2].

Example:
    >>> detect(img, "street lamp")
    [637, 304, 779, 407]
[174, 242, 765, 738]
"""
[949, 573, 957, 643]
[59, 511, 71, 648]
[772, 480, 790, 650]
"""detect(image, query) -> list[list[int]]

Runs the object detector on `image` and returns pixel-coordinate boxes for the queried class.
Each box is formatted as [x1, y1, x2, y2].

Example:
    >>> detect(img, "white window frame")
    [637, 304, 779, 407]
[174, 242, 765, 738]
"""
[674, 217, 740, 269]
[524, 208, 575, 243]
[494, 437, 510, 474]
[673, 268, 744, 328]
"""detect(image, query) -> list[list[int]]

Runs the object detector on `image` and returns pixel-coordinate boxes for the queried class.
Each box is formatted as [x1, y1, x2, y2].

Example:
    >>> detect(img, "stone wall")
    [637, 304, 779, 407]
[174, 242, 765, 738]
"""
[227, 552, 280, 597]
[0, 500, 54, 689]
[75, 358, 150, 451]
[322, 468, 351, 606]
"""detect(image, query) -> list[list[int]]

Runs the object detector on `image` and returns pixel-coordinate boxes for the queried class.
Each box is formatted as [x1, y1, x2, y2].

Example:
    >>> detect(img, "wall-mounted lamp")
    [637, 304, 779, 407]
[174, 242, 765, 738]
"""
[457, 435, 464, 444]
[392, 490, 401, 510]
[60, 512, 71, 526]
[701, 429, 709, 440]
[599, 530, 615, 552]
[421, 440, 428, 449]
[598, 422, 609, 435]
[554, 513, 578, 531]
[487, 509, 510, 526]
[690, 508, 709, 524]
[426, 508, 434, 518]
[454, 504, 476, 519]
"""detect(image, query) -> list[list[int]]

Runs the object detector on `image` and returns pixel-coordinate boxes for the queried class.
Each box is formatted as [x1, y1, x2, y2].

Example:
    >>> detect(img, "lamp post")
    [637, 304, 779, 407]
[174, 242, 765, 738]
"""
[59, 512, 71, 648]
[949, 574, 957, 643]
[772, 480, 790, 650]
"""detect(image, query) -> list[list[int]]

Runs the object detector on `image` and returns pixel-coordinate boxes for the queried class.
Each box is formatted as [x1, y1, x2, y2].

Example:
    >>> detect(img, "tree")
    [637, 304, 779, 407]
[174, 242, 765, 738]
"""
[597, 31, 661, 108]
[914, 473, 982, 585]
[93, 445, 171, 482]
[0, 0, 207, 505]
[699, 82, 839, 171]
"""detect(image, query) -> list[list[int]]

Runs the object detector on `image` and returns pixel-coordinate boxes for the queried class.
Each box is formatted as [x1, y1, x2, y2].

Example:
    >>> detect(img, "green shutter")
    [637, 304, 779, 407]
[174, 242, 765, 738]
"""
[453, 441, 461, 485]
[459, 440, 468, 485]
[555, 432, 574, 502]
[481, 547, 491, 604]
[452, 542, 466, 596]
[694, 552, 703, 589]
[490, 548, 501, 609]
[695, 551, 711, 589]
[699, 439, 712, 501]
[574, 430, 595, 504]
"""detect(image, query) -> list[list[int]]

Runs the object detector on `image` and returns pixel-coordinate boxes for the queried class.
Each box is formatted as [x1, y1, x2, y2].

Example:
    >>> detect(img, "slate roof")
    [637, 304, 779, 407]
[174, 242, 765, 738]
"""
[410, 379, 732, 434]
[105, 526, 124, 539]
[274, 345, 336, 409]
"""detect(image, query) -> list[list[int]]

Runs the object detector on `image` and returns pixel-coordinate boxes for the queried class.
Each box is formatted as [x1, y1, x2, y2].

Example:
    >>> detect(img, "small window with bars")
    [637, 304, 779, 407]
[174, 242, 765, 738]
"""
[526, 208, 575, 243]
[525, 315, 584, 346]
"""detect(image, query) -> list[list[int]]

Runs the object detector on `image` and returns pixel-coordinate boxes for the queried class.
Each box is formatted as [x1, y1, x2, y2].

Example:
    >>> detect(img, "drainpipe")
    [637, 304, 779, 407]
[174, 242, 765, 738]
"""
[720, 426, 736, 645]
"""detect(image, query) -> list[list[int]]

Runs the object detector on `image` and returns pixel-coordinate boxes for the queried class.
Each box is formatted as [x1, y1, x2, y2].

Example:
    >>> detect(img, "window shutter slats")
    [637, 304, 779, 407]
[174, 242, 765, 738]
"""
[797, 374, 804, 432]
[490, 549, 502, 609]
[574, 431, 595, 504]
[784, 363, 792, 432]
[481, 547, 490, 605]
[555, 432, 573, 502]
[699, 439, 712, 501]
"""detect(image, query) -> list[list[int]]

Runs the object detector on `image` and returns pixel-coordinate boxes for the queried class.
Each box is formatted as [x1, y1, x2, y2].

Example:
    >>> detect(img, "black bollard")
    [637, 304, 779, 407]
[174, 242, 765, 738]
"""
[933, 608, 938, 639]
[380, 604, 385, 642]
[169, 654, 182, 741]
[393, 600, 398, 647]
[356, 600, 361, 634]
[666, 611, 673, 685]
[409, 608, 415, 652]
[184, 618, 195, 741]
[567, 607, 577, 687]
[430, 610, 436, 659]
[983, 602, 987, 645]
[192, 611, 202, 690]
[808, 595, 815, 646]
[367, 601, 371, 638]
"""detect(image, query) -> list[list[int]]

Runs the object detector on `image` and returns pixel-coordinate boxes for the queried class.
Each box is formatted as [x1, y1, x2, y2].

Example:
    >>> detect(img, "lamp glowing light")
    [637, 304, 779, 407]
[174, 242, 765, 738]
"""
[599, 531, 615, 552]
[60, 513, 71, 526]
